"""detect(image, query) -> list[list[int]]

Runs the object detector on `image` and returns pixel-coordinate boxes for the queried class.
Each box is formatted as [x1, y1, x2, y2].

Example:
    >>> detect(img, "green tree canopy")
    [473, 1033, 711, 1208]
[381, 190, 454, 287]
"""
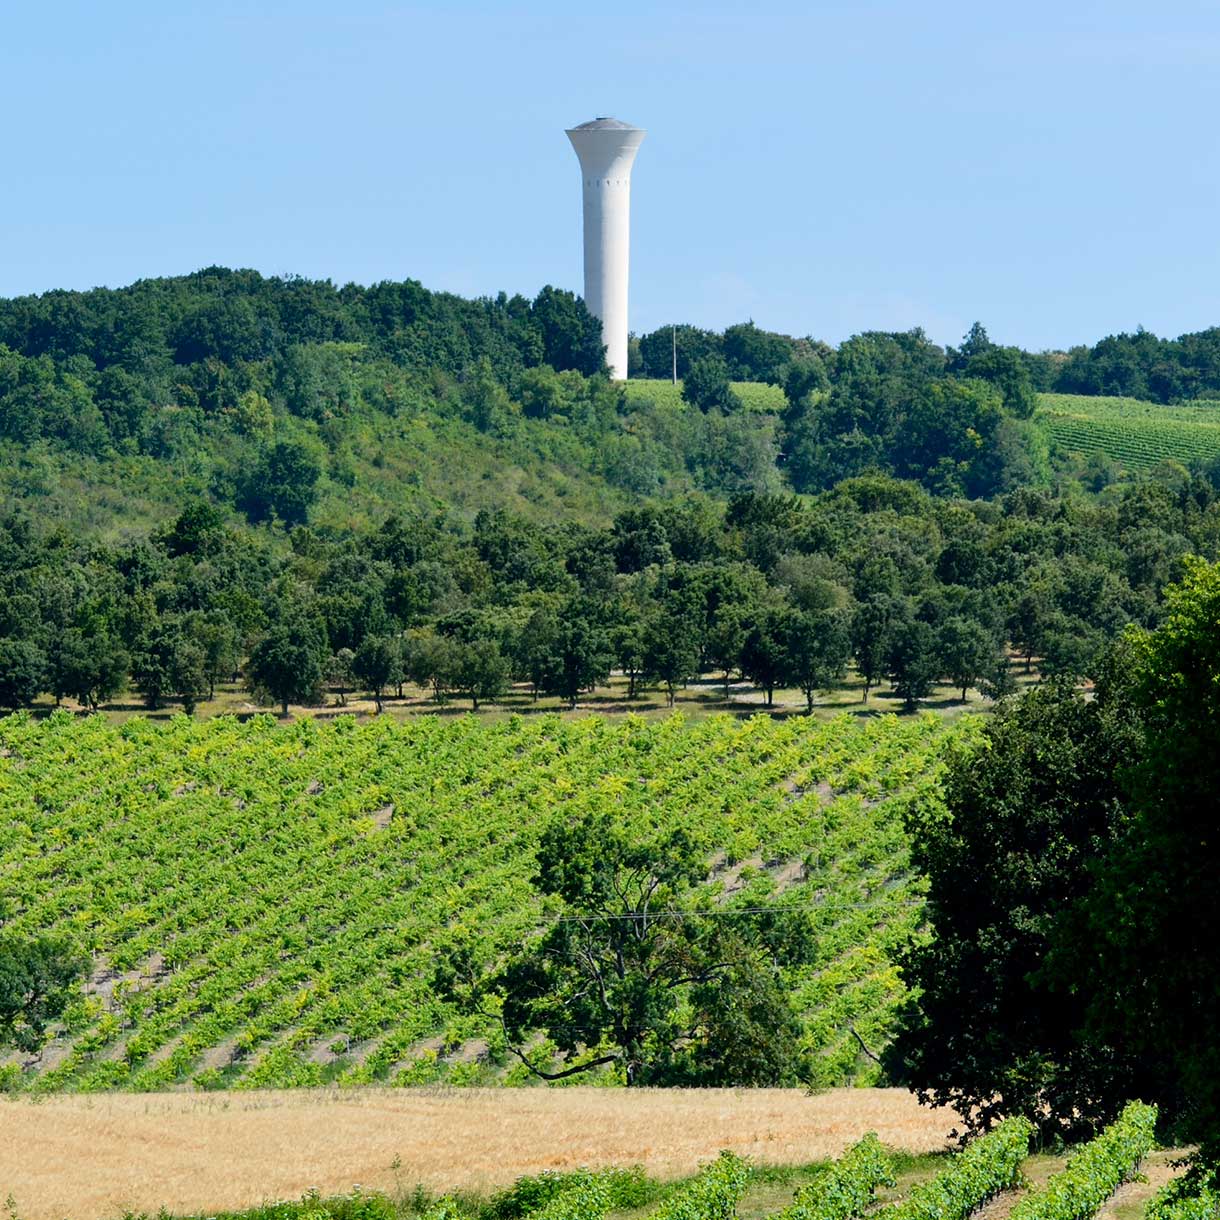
[485, 811, 811, 1085]
[239, 440, 322, 527]
[0, 931, 88, 1055]
[247, 614, 327, 716]
[682, 356, 741, 414]
[886, 680, 1142, 1140]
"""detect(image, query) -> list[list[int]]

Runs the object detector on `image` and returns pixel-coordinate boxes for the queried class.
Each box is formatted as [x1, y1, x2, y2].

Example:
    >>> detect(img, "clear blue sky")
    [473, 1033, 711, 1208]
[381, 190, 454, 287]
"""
[3, 0, 1218, 350]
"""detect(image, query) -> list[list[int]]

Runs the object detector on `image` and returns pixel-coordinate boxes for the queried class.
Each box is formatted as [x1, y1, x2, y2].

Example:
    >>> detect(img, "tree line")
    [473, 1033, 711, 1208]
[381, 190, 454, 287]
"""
[1, 469, 1217, 716]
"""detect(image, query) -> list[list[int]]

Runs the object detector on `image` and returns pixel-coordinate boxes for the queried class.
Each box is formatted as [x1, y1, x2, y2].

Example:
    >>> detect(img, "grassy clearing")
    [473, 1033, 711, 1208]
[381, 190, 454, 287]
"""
[1036, 393, 1220, 472]
[30, 658, 1042, 728]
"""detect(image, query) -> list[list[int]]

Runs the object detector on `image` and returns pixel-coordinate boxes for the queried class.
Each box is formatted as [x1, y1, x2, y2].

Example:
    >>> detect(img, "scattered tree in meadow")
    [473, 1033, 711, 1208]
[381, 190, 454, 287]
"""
[786, 609, 851, 714]
[517, 609, 561, 701]
[328, 647, 356, 706]
[452, 638, 509, 710]
[247, 616, 327, 716]
[937, 616, 995, 702]
[403, 629, 460, 703]
[544, 614, 611, 709]
[353, 635, 403, 714]
[0, 639, 46, 710]
[851, 597, 895, 702]
[51, 630, 128, 711]
[741, 608, 791, 707]
[642, 609, 700, 707]
[706, 601, 749, 698]
[132, 621, 209, 713]
[888, 620, 940, 711]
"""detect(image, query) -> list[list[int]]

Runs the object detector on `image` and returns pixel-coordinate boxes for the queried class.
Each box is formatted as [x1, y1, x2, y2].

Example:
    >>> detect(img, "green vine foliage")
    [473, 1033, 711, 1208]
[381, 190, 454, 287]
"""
[646, 1151, 751, 1220]
[777, 1132, 895, 1220]
[1146, 1179, 1220, 1220]
[891, 1117, 1033, 1220]
[1009, 1102, 1158, 1220]
[0, 709, 974, 1092]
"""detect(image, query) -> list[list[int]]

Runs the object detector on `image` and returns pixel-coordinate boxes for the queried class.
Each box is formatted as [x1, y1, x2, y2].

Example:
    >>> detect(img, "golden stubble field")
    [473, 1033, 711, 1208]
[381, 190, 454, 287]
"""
[5, 1086, 963, 1220]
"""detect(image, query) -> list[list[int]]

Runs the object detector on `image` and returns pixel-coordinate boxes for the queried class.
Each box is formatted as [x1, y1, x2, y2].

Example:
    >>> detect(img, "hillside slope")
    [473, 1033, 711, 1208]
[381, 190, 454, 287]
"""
[0, 709, 973, 1093]
[1036, 392, 1220, 472]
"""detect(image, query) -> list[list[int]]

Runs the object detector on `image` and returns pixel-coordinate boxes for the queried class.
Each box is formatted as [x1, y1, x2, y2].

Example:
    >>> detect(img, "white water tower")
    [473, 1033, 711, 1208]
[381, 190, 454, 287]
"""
[565, 116, 645, 381]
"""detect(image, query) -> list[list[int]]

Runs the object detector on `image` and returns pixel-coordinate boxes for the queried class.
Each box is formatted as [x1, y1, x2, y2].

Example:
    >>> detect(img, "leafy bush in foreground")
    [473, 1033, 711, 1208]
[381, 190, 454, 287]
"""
[1147, 1178, 1220, 1220]
[133, 1189, 399, 1220]
[1009, 1101, 1157, 1220]
[777, 1132, 895, 1220]
[891, 1117, 1033, 1220]
[482, 1166, 652, 1220]
[646, 1151, 751, 1220]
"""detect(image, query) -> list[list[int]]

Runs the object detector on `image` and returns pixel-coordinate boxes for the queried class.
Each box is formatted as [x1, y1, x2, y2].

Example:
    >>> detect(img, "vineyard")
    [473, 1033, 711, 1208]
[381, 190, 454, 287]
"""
[0, 708, 972, 1093]
[624, 378, 788, 413]
[1037, 393, 1220, 471]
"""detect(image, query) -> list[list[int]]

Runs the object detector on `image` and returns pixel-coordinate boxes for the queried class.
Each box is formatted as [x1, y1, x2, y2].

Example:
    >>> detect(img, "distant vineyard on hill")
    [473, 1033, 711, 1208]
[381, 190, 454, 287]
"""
[624, 377, 788, 413]
[0, 709, 976, 1093]
[1037, 393, 1220, 471]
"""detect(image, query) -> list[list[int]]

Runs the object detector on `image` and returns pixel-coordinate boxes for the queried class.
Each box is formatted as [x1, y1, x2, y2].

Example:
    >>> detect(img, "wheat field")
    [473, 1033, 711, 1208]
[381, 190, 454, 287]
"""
[5, 1086, 961, 1220]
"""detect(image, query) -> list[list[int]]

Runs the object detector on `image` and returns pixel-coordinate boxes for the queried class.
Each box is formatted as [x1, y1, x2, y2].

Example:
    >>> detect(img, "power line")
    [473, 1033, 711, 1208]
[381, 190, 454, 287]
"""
[549, 898, 923, 923]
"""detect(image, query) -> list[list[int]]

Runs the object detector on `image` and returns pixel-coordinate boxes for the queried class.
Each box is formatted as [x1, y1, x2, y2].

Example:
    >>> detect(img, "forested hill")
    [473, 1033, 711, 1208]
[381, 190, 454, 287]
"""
[4, 267, 1220, 542]
[2, 269, 1220, 719]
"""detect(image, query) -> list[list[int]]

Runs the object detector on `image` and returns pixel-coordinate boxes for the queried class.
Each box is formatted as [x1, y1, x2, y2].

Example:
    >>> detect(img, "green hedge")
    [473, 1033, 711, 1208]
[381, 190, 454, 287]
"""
[481, 1166, 651, 1220]
[777, 1132, 895, 1220]
[1010, 1102, 1157, 1220]
[646, 1151, 752, 1220]
[891, 1117, 1033, 1220]
[1144, 1178, 1219, 1220]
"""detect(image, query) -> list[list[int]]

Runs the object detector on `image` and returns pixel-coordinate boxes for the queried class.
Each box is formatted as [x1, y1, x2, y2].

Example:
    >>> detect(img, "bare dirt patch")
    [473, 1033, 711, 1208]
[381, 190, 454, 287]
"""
[1, 1086, 962, 1220]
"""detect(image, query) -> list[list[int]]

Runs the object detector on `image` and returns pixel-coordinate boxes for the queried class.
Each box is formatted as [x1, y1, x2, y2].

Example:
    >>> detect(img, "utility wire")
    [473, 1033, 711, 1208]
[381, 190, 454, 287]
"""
[548, 898, 923, 923]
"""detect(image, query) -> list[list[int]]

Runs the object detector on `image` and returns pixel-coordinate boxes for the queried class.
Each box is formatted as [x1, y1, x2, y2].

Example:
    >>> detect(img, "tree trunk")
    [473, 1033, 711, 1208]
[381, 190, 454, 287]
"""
[281, 697, 289, 718]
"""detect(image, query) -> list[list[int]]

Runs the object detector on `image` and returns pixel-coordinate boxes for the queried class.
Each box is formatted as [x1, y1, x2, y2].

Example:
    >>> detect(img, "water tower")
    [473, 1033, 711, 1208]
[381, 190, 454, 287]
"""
[565, 117, 645, 381]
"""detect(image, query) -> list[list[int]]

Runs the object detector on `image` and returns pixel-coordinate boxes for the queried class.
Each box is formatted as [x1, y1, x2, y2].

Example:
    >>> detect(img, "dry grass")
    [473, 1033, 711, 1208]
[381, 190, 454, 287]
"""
[3, 1086, 962, 1220]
